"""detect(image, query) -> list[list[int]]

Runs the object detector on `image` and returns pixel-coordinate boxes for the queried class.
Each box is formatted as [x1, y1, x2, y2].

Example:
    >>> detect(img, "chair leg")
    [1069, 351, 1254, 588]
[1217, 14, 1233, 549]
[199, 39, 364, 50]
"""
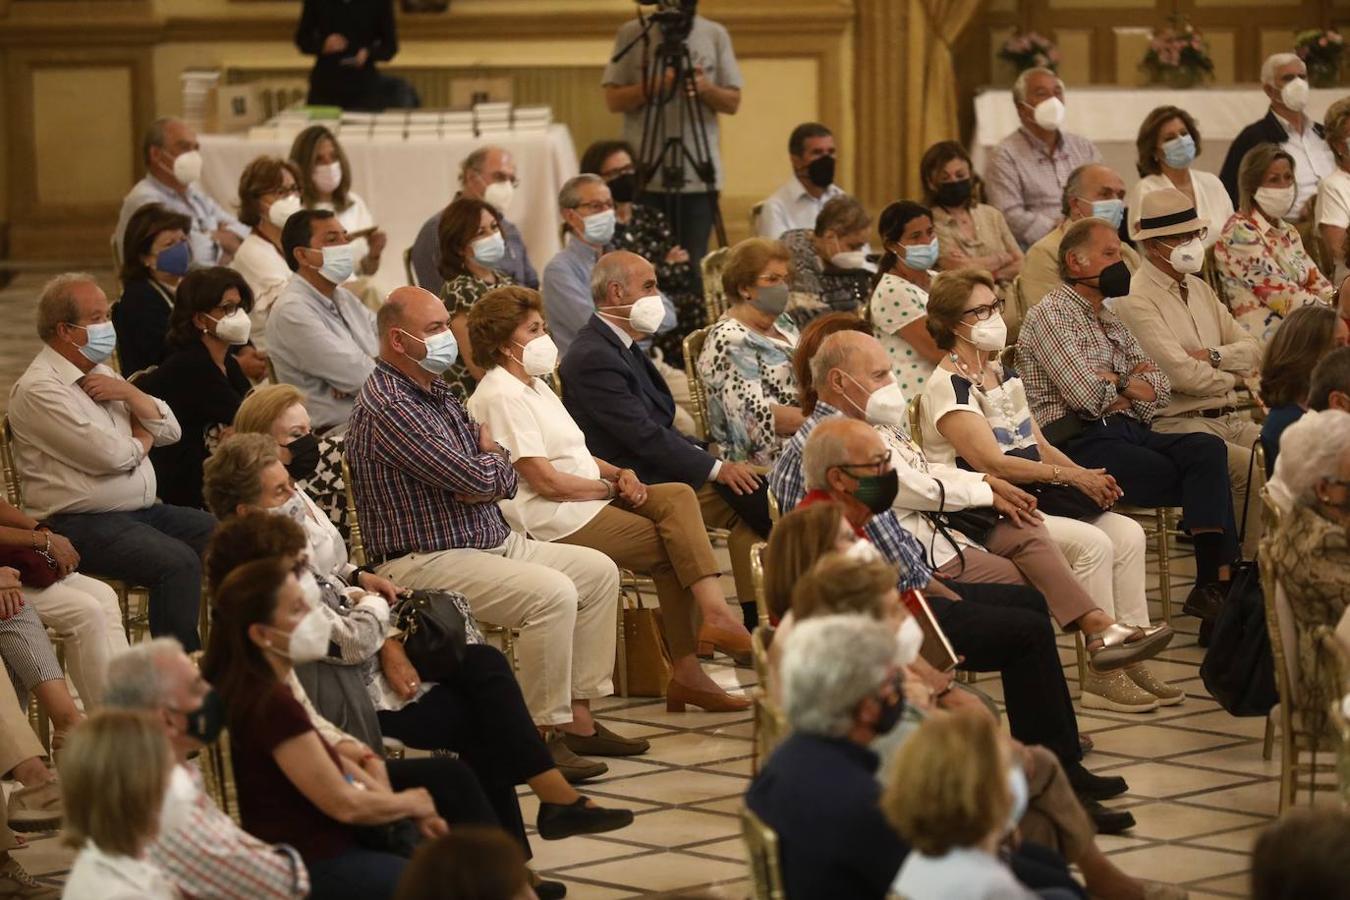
[1263, 713, 1275, 761]
[1156, 509, 1172, 624]
[616, 590, 629, 699]
[1074, 632, 1088, 688]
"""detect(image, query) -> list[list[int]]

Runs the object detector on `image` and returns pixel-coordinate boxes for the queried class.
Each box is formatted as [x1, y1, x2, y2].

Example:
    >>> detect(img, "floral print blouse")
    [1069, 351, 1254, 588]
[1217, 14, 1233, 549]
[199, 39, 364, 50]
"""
[696, 314, 801, 466]
[1215, 210, 1333, 345]
[438, 269, 514, 402]
[615, 203, 701, 366]
[780, 228, 872, 327]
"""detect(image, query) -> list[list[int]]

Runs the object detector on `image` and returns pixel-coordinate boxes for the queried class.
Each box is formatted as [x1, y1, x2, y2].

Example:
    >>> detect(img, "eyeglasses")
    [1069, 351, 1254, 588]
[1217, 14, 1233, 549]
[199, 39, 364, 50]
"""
[832, 448, 893, 476]
[960, 298, 1006, 322]
[573, 199, 615, 214]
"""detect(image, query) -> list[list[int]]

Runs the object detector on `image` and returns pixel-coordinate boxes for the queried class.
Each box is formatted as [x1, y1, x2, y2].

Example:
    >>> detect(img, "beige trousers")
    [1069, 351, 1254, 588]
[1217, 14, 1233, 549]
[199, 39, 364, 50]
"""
[1153, 411, 1264, 559]
[26, 573, 128, 707]
[0, 661, 44, 782]
[696, 483, 761, 612]
[376, 532, 620, 726]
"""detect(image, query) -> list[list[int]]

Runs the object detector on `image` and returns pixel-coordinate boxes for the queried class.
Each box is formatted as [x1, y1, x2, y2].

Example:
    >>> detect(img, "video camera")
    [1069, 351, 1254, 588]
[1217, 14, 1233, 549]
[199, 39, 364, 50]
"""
[637, 0, 696, 45]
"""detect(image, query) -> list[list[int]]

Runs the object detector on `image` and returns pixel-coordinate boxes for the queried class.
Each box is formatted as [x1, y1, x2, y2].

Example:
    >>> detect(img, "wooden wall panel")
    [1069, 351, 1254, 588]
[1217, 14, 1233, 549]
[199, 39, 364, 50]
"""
[32, 66, 133, 206]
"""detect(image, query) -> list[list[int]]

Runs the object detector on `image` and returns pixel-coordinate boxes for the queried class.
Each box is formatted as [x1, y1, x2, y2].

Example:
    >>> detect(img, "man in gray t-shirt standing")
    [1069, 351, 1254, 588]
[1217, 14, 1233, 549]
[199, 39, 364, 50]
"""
[601, 13, 742, 266]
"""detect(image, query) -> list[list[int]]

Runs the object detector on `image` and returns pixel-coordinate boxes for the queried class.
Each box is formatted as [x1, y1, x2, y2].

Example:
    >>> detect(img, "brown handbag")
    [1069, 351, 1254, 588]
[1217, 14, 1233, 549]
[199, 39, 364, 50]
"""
[615, 592, 673, 698]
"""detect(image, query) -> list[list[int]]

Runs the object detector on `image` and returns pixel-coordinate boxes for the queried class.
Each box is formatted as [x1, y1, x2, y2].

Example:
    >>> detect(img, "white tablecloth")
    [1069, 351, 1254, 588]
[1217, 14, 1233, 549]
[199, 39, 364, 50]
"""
[972, 86, 1346, 194]
[199, 124, 578, 298]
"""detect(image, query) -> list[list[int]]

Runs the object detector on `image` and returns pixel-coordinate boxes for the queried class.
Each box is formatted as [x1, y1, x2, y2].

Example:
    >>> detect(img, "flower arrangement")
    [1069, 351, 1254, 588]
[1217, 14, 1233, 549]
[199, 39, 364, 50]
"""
[999, 31, 1061, 74]
[1140, 20, 1215, 88]
[1296, 29, 1344, 87]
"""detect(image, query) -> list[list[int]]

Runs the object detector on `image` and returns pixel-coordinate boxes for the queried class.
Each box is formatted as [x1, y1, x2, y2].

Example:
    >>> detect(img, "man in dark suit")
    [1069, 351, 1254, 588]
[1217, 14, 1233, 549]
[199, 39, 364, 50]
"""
[561, 250, 771, 630]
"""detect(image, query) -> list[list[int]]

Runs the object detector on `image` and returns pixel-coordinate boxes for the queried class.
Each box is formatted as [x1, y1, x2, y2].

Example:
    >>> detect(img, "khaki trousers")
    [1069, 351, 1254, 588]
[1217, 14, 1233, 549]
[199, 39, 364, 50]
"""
[696, 483, 760, 613]
[1153, 411, 1263, 559]
[376, 532, 619, 726]
[557, 483, 721, 659]
[0, 663, 44, 784]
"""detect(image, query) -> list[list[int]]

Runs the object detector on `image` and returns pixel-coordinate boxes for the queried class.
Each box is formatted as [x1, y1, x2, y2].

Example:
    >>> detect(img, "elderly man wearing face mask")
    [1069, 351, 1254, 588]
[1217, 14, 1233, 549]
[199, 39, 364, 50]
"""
[984, 68, 1104, 250]
[1114, 189, 1265, 558]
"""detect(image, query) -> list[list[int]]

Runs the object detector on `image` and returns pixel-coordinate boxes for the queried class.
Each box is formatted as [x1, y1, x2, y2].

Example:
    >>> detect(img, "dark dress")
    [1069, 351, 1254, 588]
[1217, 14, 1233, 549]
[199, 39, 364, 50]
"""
[295, 0, 409, 110]
[614, 203, 701, 367]
[138, 341, 252, 509]
[113, 278, 176, 377]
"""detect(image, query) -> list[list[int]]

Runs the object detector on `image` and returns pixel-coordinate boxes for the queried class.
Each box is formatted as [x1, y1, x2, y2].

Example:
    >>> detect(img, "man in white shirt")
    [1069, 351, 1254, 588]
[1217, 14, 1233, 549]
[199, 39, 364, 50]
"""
[7, 274, 216, 651]
[113, 117, 248, 267]
[756, 123, 845, 238]
[268, 209, 378, 433]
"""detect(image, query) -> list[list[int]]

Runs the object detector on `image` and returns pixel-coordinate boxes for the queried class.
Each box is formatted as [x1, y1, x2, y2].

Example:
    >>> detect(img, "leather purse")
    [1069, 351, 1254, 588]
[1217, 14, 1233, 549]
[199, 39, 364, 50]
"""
[0, 547, 61, 590]
[1030, 482, 1110, 520]
[391, 589, 468, 682]
[616, 593, 673, 698]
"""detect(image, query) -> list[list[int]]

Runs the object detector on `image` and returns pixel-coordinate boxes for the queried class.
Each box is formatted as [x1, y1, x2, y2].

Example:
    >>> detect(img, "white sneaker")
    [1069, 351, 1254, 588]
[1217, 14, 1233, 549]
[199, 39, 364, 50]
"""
[1082, 669, 1159, 713]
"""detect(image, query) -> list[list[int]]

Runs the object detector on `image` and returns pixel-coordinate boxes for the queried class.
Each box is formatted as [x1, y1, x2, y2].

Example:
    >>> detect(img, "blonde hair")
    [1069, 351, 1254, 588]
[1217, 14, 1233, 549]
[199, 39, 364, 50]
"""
[791, 552, 897, 621]
[233, 383, 305, 435]
[883, 711, 1011, 856]
[60, 709, 173, 856]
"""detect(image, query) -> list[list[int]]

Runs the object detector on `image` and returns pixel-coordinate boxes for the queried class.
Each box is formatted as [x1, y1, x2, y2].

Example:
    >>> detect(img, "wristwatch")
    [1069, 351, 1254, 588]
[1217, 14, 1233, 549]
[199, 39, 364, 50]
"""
[1207, 348, 1222, 369]
[1116, 373, 1132, 393]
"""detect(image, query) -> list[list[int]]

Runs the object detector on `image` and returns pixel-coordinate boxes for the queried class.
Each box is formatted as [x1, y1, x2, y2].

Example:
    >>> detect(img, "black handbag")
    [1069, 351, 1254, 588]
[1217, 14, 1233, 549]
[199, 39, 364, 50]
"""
[1030, 481, 1110, 520]
[925, 480, 1002, 575]
[391, 589, 468, 682]
[356, 818, 421, 858]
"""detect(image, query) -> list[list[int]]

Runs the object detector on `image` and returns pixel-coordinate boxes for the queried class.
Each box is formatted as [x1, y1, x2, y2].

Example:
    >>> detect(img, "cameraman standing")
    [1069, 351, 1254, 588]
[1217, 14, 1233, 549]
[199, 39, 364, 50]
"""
[601, 4, 742, 265]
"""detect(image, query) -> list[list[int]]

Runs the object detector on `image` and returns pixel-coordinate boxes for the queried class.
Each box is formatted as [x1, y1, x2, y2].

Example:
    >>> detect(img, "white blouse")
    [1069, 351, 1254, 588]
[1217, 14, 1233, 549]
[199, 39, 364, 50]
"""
[466, 366, 610, 542]
[1315, 167, 1350, 284]
[867, 272, 939, 396]
[1128, 170, 1234, 249]
[229, 232, 292, 353]
[63, 842, 180, 900]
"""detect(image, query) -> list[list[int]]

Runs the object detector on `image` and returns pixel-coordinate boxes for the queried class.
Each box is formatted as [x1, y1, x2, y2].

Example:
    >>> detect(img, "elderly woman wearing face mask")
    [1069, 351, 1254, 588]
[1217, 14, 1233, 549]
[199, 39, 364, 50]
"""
[867, 201, 946, 396]
[1216, 143, 1334, 345]
[229, 156, 306, 355]
[779, 195, 874, 324]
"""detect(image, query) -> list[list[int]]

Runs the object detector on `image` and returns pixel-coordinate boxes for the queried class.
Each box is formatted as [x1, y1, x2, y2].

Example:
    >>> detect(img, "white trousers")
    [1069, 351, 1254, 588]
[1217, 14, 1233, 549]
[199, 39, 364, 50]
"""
[25, 573, 129, 707]
[1042, 511, 1150, 627]
[376, 531, 620, 726]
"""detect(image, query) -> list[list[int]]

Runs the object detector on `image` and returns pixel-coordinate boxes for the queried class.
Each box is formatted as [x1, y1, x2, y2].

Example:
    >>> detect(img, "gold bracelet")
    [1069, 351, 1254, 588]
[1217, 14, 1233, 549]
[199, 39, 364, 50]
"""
[1051, 465, 1062, 485]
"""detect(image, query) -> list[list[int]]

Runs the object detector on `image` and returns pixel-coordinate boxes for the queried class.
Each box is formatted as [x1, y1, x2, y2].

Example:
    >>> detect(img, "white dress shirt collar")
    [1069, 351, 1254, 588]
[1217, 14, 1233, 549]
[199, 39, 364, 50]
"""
[599, 313, 636, 348]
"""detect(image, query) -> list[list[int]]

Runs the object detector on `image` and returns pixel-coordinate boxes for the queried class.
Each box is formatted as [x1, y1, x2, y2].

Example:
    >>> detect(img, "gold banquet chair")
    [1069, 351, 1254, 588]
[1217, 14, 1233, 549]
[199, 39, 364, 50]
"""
[682, 326, 713, 442]
[191, 652, 241, 824]
[700, 247, 732, 326]
[741, 805, 787, 900]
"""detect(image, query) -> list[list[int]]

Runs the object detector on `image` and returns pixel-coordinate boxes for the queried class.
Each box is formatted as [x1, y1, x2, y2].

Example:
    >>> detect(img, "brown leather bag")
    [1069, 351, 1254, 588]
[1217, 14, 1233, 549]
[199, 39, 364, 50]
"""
[616, 593, 673, 698]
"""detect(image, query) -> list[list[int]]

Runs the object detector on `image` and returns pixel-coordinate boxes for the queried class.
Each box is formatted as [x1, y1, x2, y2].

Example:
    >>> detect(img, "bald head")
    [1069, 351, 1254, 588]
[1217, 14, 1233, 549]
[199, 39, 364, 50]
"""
[590, 250, 655, 308]
[377, 286, 449, 363]
[803, 417, 888, 491]
[1063, 164, 1125, 220]
[810, 330, 895, 417]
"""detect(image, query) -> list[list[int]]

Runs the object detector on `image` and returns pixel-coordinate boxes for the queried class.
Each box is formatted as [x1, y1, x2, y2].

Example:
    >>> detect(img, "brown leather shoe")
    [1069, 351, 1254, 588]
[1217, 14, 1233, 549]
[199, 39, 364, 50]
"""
[546, 732, 607, 783]
[696, 622, 753, 666]
[666, 679, 752, 713]
[561, 722, 650, 757]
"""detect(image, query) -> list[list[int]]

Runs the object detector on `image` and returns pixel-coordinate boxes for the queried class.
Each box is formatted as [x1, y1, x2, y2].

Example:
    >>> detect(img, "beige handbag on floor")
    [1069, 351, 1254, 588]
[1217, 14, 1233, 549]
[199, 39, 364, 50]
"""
[616, 589, 673, 698]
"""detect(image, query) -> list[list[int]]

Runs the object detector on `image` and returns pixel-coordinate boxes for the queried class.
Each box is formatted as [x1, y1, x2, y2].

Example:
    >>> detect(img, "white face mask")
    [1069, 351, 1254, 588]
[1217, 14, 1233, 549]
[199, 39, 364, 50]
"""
[1281, 76, 1310, 113]
[171, 150, 203, 186]
[830, 250, 868, 270]
[842, 372, 908, 427]
[157, 765, 197, 837]
[483, 180, 516, 213]
[266, 490, 308, 524]
[270, 605, 330, 664]
[1029, 96, 1066, 130]
[1255, 185, 1296, 220]
[1162, 236, 1205, 275]
[843, 537, 884, 564]
[297, 570, 322, 609]
[267, 194, 303, 230]
[601, 294, 666, 335]
[312, 162, 343, 195]
[965, 313, 1008, 353]
[894, 615, 924, 667]
[514, 334, 559, 377]
[206, 308, 252, 346]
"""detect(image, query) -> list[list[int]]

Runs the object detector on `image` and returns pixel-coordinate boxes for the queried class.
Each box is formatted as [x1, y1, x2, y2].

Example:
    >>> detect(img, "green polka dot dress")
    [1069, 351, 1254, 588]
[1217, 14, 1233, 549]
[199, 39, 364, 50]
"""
[867, 272, 937, 395]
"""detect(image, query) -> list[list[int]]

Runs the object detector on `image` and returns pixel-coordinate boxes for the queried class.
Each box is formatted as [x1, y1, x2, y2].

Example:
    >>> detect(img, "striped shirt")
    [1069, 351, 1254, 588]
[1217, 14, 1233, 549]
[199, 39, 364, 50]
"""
[345, 360, 516, 559]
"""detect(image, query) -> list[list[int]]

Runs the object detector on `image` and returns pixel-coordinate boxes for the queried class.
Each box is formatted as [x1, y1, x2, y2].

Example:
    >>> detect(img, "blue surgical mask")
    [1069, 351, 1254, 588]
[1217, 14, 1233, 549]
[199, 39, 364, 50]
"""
[311, 243, 356, 284]
[1161, 134, 1196, 170]
[154, 241, 191, 277]
[399, 328, 459, 375]
[471, 231, 506, 267]
[581, 209, 616, 245]
[1088, 198, 1125, 231]
[902, 238, 940, 271]
[71, 321, 117, 365]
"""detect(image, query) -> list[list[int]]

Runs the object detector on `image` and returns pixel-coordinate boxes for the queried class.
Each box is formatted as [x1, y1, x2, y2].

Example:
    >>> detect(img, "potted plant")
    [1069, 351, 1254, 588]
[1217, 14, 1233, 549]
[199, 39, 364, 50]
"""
[1141, 19, 1215, 89]
[1296, 28, 1344, 87]
[999, 31, 1062, 74]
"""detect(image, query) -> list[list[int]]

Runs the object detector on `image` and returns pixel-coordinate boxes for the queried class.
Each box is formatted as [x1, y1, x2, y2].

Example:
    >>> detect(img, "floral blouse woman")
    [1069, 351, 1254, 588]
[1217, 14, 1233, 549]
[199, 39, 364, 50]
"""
[436, 196, 515, 402]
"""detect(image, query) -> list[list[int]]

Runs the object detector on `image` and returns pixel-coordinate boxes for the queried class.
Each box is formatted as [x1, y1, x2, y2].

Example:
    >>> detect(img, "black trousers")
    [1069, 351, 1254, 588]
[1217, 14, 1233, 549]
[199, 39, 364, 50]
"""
[638, 190, 717, 269]
[1011, 841, 1088, 898]
[1064, 415, 1238, 561]
[378, 645, 553, 857]
[932, 580, 1082, 768]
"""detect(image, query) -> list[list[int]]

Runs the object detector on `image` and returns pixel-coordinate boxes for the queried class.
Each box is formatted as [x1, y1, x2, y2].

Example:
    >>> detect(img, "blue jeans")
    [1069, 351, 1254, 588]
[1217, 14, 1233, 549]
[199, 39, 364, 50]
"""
[47, 504, 216, 651]
[306, 848, 408, 900]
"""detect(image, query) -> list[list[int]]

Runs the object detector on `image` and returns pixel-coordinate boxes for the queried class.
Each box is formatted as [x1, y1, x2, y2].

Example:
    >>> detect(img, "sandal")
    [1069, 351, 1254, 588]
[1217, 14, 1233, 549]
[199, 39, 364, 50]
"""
[1086, 622, 1173, 672]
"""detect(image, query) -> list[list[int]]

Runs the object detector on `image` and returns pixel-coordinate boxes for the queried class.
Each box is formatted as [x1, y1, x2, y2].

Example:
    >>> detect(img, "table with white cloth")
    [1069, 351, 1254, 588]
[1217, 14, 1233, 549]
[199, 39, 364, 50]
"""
[198, 124, 578, 298]
[972, 86, 1347, 197]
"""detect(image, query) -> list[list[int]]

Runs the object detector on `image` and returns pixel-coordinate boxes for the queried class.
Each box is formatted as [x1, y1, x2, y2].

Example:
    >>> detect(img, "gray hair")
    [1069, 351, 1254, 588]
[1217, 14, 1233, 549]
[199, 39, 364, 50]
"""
[782, 614, 896, 737]
[141, 116, 180, 165]
[103, 638, 185, 710]
[1012, 66, 1062, 104]
[802, 415, 854, 491]
[1275, 410, 1350, 507]
[1261, 52, 1303, 87]
[37, 272, 99, 342]
[1056, 217, 1113, 281]
[559, 173, 604, 210]
[590, 252, 632, 306]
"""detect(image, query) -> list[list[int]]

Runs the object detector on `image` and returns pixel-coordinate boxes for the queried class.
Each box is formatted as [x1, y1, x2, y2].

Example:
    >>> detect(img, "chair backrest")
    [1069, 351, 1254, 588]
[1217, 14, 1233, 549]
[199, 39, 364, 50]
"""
[403, 246, 419, 288]
[701, 247, 732, 326]
[340, 457, 367, 567]
[1004, 274, 1027, 343]
[0, 416, 23, 510]
[682, 326, 712, 440]
[189, 652, 241, 824]
[741, 805, 787, 900]
[749, 541, 769, 626]
[1260, 531, 1302, 712]
[767, 488, 780, 525]
[907, 393, 924, 449]
[749, 202, 765, 237]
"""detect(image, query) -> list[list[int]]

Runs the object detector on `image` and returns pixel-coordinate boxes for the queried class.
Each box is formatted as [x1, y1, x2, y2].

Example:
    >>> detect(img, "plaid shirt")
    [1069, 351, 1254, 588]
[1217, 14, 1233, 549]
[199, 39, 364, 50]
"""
[346, 360, 516, 558]
[768, 402, 934, 591]
[149, 764, 308, 900]
[984, 127, 1102, 248]
[1016, 284, 1171, 427]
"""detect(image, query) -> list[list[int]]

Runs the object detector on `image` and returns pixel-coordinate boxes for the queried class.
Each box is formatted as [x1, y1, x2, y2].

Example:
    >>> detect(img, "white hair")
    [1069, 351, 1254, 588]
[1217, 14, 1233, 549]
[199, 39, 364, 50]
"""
[103, 638, 186, 710]
[1275, 410, 1350, 507]
[1012, 66, 1063, 104]
[1261, 52, 1303, 87]
[781, 614, 896, 737]
[802, 416, 854, 491]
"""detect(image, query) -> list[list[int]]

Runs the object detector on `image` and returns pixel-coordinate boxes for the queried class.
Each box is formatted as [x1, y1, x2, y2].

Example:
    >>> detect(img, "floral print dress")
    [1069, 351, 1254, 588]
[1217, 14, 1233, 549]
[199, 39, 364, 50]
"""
[1215, 210, 1334, 345]
[614, 203, 701, 367]
[438, 270, 514, 402]
[696, 314, 801, 466]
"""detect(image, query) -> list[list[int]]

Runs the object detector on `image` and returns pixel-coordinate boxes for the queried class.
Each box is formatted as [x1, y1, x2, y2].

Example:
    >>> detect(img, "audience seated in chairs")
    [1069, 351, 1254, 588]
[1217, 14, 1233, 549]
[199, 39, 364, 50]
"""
[1017, 218, 1241, 631]
[268, 209, 378, 434]
[113, 202, 191, 377]
[0, 642, 63, 839]
[465, 285, 752, 710]
[755, 122, 845, 239]
[1216, 143, 1334, 345]
[1127, 105, 1234, 251]
[922, 141, 1024, 295]
[346, 287, 645, 775]
[410, 146, 539, 294]
[137, 267, 256, 510]
[228, 155, 305, 352]
[290, 126, 388, 292]
[1259, 306, 1348, 474]
[104, 638, 312, 900]
[866, 201, 946, 396]
[8, 273, 215, 650]
[696, 238, 803, 466]
[59, 710, 181, 900]
[562, 250, 772, 630]
[780, 194, 873, 322]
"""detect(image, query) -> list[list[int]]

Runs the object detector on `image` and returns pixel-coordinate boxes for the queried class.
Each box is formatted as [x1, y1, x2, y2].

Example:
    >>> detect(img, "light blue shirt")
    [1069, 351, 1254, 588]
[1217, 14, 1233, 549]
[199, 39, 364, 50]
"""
[266, 273, 378, 431]
[541, 236, 676, 357]
[113, 176, 249, 268]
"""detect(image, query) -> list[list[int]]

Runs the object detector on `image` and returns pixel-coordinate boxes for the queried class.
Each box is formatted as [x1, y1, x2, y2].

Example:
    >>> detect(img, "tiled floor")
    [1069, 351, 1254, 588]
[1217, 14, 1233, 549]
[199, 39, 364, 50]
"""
[0, 267, 1314, 898]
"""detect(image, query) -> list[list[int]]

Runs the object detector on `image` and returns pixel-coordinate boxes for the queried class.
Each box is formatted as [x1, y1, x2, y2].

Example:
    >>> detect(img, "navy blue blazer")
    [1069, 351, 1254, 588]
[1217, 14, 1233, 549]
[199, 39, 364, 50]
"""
[561, 315, 715, 488]
[1219, 110, 1326, 207]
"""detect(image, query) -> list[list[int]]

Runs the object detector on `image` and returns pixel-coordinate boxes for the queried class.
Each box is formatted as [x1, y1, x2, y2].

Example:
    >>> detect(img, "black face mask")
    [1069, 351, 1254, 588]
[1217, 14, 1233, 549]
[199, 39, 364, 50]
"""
[176, 688, 225, 745]
[1071, 260, 1132, 299]
[804, 155, 836, 189]
[283, 432, 321, 482]
[866, 672, 907, 736]
[607, 172, 638, 204]
[934, 178, 973, 208]
[844, 467, 900, 515]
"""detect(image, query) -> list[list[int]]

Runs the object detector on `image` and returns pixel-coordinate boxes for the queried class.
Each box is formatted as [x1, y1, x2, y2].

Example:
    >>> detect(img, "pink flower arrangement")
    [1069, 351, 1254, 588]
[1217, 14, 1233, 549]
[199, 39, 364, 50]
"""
[999, 31, 1062, 73]
[1141, 19, 1214, 85]
[1296, 29, 1344, 86]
